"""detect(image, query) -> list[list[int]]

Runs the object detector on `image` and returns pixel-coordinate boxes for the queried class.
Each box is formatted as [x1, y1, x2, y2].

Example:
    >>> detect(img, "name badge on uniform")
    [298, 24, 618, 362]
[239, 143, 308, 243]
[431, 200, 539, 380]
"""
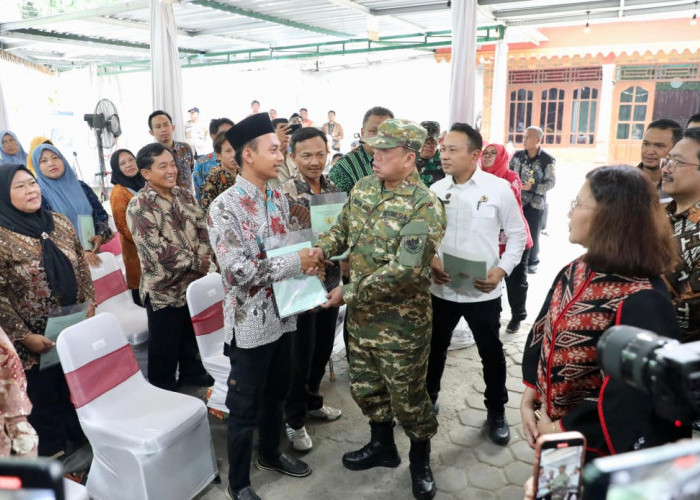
[441, 192, 451, 205]
[477, 195, 488, 211]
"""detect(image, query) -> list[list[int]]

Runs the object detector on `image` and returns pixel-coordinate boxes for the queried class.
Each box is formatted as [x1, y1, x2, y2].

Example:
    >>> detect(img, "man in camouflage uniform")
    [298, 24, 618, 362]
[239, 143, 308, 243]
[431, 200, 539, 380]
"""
[416, 121, 445, 187]
[315, 119, 446, 500]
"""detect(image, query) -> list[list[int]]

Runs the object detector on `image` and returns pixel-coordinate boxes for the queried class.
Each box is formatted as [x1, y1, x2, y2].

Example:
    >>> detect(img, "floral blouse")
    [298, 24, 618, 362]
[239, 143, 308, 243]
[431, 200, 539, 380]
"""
[199, 166, 237, 211]
[0, 326, 38, 457]
[0, 213, 95, 370]
[126, 184, 212, 311]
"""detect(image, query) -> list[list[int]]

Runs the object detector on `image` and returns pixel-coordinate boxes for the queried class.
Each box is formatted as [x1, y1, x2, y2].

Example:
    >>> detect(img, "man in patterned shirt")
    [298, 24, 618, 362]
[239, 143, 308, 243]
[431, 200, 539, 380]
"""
[148, 110, 196, 190]
[193, 117, 234, 202]
[207, 113, 324, 500]
[328, 106, 393, 192]
[662, 127, 700, 343]
[126, 142, 214, 391]
[509, 126, 555, 274]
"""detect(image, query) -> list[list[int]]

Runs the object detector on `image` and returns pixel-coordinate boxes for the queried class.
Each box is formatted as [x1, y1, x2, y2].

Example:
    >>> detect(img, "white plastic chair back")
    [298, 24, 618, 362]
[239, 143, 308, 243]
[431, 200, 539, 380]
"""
[186, 273, 229, 414]
[89, 252, 148, 346]
[56, 313, 216, 500]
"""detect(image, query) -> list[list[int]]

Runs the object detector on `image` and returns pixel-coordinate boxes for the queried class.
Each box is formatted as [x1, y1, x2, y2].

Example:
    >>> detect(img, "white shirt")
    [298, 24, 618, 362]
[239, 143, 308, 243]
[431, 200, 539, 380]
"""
[430, 167, 527, 303]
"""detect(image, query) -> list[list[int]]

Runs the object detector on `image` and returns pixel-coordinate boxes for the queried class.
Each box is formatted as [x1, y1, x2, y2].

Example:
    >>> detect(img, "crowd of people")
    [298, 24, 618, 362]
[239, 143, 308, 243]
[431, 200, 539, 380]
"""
[0, 106, 699, 500]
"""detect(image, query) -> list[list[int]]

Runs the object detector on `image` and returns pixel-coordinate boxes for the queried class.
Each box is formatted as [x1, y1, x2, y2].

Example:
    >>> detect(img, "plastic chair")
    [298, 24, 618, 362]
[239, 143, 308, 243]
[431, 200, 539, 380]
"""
[89, 252, 148, 346]
[56, 313, 217, 500]
[186, 273, 229, 416]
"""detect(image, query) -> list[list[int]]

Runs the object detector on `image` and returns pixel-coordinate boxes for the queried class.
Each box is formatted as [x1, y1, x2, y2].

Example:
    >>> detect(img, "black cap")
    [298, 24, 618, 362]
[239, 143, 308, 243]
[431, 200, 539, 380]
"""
[225, 113, 275, 151]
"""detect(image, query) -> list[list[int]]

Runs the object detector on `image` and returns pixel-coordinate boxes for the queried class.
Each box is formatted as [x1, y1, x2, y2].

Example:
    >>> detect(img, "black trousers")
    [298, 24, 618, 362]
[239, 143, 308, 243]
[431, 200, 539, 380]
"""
[26, 364, 85, 457]
[505, 248, 530, 321]
[144, 296, 207, 391]
[227, 333, 292, 491]
[426, 295, 507, 412]
[523, 205, 544, 267]
[286, 306, 339, 430]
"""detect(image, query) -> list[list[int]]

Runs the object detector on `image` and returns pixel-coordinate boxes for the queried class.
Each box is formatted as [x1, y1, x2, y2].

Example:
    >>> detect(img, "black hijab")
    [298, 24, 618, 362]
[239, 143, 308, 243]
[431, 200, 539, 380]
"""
[0, 164, 78, 306]
[110, 149, 146, 193]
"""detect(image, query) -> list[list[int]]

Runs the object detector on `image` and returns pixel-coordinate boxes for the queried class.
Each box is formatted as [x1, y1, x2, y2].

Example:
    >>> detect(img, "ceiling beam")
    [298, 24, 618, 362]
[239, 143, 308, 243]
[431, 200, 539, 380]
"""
[0, 29, 203, 55]
[189, 0, 352, 38]
[502, 4, 697, 25]
[0, 1, 149, 31]
[372, 3, 451, 16]
[493, 0, 693, 17]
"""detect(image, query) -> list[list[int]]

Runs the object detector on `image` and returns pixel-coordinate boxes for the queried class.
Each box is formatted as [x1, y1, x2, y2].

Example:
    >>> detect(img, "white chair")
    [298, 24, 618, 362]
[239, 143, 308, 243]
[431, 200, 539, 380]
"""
[89, 252, 148, 346]
[186, 273, 229, 416]
[56, 313, 217, 500]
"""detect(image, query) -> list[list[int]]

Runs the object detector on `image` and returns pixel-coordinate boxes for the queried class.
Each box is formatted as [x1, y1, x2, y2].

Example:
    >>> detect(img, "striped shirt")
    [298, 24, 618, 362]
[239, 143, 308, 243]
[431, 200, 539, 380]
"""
[328, 145, 373, 193]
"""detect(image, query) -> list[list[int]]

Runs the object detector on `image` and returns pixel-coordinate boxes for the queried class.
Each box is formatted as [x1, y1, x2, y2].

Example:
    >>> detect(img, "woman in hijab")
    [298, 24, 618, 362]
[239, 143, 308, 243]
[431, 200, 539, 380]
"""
[26, 136, 53, 174]
[32, 143, 112, 267]
[109, 149, 145, 304]
[0, 164, 94, 458]
[480, 143, 533, 334]
[0, 131, 28, 167]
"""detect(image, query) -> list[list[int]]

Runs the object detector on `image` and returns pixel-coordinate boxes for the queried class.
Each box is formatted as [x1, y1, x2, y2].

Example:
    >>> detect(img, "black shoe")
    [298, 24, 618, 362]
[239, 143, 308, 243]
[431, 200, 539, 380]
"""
[226, 485, 261, 500]
[342, 421, 401, 471]
[506, 319, 521, 334]
[409, 440, 436, 500]
[256, 451, 311, 477]
[180, 373, 215, 387]
[487, 411, 511, 445]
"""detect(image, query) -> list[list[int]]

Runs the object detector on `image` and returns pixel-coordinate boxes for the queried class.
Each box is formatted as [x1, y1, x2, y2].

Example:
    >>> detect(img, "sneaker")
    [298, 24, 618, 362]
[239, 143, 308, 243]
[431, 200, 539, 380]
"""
[506, 318, 521, 334]
[308, 404, 342, 421]
[286, 424, 313, 452]
[527, 265, 538, 274]
[448, 322, 475, 350]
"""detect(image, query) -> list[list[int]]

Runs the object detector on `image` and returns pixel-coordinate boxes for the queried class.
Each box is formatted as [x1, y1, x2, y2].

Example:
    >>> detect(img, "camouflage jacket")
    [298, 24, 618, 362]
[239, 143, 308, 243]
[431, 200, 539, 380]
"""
[316, 170, 446, 348]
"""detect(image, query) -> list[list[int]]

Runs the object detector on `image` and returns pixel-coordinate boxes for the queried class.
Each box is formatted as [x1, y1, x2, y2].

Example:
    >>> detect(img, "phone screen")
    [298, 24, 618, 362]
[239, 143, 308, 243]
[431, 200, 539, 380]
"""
[534, 432, 586, 500]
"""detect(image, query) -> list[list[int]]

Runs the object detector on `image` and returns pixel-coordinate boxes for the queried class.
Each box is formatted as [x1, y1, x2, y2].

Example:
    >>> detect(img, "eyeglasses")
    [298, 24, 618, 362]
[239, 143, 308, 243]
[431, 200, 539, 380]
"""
[570, 198, 595, 212]
[660, 157, 700, 173]
[481, 151, 497, 157]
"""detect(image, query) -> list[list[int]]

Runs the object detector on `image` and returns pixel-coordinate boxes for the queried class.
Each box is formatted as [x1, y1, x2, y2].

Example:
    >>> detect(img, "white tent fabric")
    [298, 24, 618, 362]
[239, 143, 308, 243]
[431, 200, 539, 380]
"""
[150, 0, 185, 142]
[449, 0, 478, 126]
[489, 38, 509, 144]
[0, 77, 9, 130]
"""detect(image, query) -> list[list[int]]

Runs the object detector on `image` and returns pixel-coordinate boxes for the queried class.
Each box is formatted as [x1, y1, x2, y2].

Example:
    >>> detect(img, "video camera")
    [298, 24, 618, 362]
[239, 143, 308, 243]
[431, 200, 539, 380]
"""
[597, 325, 700, 424]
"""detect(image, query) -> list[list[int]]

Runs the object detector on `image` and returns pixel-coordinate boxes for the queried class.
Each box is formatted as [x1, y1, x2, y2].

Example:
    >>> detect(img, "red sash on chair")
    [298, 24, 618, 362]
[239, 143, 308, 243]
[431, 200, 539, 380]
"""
[65, 345, 139, 408]
[93, 270, 129, 305]
[191, 302, 223, 336]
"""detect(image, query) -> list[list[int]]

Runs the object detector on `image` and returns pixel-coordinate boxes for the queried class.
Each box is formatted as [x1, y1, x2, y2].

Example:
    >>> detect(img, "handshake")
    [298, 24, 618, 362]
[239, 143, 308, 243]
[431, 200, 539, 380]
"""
[298, 247, 329, 280]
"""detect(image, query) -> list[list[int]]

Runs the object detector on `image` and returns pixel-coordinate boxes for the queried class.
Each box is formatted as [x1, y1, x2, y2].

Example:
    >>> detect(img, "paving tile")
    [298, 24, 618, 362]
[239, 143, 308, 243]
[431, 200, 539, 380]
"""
[474, 440, 514, 467]
[458, 408, 487, 428]
[510, 439, 535, 464]
[505, 461, 533, 486]
[454, 488, 498, 499]
[434, 466, 468, 493]
[466, 463, 507, 490]
[449, 427, 484, 448]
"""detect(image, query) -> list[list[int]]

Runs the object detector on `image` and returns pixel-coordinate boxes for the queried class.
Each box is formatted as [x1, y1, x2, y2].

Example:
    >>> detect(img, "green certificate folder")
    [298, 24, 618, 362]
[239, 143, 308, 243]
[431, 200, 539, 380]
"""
[78, 214, 95, 250]
[267, 240, 327, 318]
[310, 193, 348, 260]
[441, 245, 488, 294]
[41, 303, 90, 370]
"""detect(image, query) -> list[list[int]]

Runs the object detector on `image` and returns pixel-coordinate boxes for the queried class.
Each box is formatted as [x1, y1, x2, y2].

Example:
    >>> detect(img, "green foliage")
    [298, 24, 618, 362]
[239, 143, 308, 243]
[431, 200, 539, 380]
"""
[20, 0, 118, 18]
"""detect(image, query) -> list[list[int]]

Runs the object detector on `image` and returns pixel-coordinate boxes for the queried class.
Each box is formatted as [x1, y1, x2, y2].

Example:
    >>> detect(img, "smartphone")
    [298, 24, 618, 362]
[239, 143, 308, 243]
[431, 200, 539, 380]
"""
[582, 439, 700, 500]
[286, 123, 302, 135]
[533, 431, 586, 500]
[0, 457, 64, 500]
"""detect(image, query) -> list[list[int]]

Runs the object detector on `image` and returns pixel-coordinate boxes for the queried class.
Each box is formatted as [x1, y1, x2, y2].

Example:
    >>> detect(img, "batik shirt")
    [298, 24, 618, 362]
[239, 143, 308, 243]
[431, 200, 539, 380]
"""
[207, 176, 301, 349]
[280, 174, 341, 291]
[509, 148, 556, 210]
[663, 200, 700, 342]
[126, 185, 212, 310]
[199, 167, 237, 211]
[416, 152, 444, 187]
[0, 213, 94, 369]
[193, 153, 220, 201]
[171, 141, 195, 189]
[328, 145, 373, 193]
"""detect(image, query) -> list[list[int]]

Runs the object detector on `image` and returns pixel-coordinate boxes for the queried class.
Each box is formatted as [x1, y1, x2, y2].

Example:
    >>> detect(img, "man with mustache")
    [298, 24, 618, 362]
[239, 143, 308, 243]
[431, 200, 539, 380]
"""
[637, 119, 682, 204]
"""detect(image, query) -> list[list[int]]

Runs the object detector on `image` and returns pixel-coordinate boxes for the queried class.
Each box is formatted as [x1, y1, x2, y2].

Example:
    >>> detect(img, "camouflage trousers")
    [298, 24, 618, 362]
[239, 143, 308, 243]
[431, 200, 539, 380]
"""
[347, 332, 438, 441]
